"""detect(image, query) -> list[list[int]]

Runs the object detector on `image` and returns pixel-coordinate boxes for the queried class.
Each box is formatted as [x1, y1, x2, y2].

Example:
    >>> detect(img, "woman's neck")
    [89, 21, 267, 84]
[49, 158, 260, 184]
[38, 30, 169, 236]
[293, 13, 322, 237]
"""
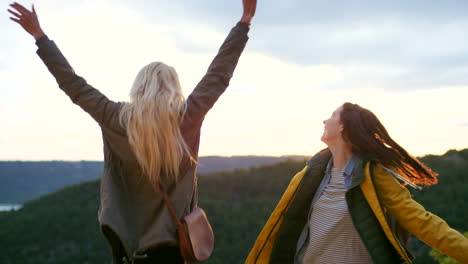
[328, 140, 353, 170]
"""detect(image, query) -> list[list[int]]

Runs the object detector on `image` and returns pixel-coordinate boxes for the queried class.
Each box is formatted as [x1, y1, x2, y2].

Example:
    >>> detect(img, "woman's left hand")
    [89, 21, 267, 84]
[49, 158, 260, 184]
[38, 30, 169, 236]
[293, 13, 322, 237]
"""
[240, 0, 257, 25]
[8, 2, 45, 40]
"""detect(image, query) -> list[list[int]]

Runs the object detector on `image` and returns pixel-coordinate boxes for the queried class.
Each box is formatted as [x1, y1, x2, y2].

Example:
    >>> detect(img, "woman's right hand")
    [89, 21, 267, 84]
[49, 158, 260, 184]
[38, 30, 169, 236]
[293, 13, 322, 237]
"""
[8, 2, 45, 40]
[240, 0, 257, 25]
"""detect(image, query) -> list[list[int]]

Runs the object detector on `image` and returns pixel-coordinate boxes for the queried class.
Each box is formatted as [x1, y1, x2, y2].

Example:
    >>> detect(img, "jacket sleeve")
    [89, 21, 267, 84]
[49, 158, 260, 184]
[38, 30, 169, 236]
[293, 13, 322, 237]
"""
[36, 36, 120, 127]
[245, 166, 309, 264]
[184, 22, 249, 126]
[372, 165, 468, 263]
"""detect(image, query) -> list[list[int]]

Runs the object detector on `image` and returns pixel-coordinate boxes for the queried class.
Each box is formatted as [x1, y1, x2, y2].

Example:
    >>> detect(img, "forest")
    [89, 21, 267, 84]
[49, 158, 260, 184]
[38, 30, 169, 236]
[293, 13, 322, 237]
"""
[0, 149, 467, 263]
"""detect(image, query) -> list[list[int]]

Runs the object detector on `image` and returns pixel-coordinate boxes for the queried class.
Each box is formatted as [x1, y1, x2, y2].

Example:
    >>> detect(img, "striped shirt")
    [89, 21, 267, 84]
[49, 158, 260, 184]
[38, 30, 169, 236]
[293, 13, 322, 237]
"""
[301, 168, 372, 264]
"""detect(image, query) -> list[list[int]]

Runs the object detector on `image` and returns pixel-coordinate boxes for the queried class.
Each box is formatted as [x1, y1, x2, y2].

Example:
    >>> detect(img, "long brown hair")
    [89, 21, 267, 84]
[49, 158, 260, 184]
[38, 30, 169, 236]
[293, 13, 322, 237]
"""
[340, 102, 438, 186]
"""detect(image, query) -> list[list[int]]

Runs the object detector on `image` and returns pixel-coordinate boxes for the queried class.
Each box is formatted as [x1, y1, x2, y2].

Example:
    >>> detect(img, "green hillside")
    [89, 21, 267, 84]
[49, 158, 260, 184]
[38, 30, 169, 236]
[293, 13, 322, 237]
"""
[408, 149, 468, 263]
[0, 180, 105, 264]
[1, 150, 467, 263]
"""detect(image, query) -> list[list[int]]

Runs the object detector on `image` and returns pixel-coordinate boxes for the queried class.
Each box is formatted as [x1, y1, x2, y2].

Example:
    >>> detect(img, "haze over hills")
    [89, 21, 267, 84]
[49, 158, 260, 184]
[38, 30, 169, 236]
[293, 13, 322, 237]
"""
[0, 155, 308, 203]
[0, 149, 467, 263]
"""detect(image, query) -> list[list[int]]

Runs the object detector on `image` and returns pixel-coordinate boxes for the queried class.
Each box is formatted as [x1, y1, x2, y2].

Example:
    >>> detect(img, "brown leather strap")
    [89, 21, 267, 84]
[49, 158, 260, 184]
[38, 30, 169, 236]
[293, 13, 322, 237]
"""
[155, 181, 182, 228]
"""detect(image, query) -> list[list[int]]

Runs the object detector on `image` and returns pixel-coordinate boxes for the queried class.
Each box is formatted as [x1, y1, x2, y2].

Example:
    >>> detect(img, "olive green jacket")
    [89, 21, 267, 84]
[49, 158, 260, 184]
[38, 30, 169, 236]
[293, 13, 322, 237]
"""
[36, 22, 250, 262]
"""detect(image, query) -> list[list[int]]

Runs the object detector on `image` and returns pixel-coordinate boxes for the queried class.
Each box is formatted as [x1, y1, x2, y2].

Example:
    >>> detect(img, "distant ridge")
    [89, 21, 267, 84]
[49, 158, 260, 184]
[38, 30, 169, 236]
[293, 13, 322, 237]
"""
[197, 155, 308, 173]
[0, 161, 102, 204]
[0, 155, 308, 203]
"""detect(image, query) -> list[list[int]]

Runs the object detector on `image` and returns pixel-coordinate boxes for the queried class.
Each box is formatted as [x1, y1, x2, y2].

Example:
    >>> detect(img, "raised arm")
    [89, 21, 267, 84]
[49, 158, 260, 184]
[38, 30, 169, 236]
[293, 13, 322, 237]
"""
[183, 0, 256, 126]
[8, 2, 120, 127]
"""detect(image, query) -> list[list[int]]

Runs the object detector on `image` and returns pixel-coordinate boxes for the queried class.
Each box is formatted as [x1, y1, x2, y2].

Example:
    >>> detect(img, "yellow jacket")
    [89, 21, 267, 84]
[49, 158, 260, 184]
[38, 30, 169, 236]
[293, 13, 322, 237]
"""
[245, 161, 468, 263]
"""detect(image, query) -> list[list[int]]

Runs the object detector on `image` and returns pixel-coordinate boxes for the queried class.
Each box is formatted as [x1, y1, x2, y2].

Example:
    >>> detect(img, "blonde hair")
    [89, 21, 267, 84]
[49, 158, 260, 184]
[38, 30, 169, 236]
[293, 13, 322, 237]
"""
[119, 62, 192, 184]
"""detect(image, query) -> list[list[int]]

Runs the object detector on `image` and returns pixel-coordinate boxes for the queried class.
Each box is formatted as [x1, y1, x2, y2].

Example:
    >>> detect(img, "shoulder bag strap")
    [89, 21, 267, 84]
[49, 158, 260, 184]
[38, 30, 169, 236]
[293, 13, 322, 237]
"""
[155, 181, 183, 228]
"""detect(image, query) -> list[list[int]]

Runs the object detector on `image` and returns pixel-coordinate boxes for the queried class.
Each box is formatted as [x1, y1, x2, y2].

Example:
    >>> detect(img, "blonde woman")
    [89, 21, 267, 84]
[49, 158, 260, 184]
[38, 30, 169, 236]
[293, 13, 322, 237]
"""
[9, 1, 256, 263]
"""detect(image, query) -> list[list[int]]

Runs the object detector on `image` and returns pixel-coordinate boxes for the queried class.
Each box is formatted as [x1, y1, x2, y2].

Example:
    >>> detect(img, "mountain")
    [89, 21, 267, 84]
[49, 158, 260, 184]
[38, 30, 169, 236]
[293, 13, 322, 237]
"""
[0, 155, 307, 203]
[0, 149, 467, 263]
[197, 155, 307, 173]
[0, 161, 103, 204]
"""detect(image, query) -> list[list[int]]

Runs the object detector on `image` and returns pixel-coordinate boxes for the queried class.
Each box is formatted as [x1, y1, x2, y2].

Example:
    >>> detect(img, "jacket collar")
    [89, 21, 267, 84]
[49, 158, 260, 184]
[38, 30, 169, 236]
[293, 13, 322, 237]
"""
[313, 149, 365, 190]
[349, 155, 366, 189]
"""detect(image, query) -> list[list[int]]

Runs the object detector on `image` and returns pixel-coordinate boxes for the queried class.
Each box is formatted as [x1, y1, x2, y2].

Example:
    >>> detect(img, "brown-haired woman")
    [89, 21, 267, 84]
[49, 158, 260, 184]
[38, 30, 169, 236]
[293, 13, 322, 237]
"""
[246, 103, 468, 263]
[8, 1, 256, 263]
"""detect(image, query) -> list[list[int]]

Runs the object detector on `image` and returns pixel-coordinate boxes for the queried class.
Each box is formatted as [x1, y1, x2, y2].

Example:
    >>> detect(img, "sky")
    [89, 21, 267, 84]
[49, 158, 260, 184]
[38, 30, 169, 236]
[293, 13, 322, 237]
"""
[1, 0, 468, 160]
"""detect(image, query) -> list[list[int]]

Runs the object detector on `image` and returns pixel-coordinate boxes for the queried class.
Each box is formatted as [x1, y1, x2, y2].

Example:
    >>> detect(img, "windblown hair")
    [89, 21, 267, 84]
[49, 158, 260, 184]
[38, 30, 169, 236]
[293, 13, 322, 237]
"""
[340, 102, 438, 186]
[119, 62, 192, 184]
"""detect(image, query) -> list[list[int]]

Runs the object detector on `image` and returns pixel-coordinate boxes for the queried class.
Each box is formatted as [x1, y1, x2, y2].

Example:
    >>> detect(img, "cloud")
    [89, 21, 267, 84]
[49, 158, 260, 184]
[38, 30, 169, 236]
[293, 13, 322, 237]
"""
[456, 121, 468, 127]
[109, 0, 468, 91]
[122, 0, 468, 25]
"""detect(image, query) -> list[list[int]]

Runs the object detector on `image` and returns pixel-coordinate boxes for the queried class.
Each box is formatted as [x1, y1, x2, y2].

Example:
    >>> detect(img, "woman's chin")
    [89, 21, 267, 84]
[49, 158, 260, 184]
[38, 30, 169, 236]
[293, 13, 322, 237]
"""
[320, 135, 326, 143]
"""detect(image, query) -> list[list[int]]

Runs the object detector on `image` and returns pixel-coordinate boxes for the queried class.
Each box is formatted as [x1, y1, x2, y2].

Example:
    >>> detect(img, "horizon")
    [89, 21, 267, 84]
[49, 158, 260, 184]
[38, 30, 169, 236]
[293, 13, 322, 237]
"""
[2, 0, 468, 160]
[1, 147, 467, 162]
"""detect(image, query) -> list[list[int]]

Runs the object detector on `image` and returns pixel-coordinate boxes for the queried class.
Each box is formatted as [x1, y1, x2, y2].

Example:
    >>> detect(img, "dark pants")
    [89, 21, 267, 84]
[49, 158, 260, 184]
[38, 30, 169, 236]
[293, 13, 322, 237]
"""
[119, 246, 184, 264]
[103, 226, 184, 264]
[133, 246, 184, 264]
